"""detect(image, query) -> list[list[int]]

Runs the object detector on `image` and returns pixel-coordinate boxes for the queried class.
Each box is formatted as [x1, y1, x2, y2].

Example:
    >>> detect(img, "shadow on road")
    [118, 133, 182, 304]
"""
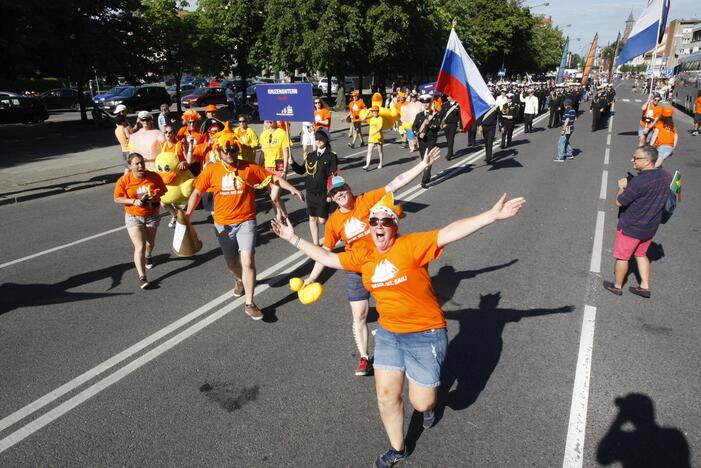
[0, 262, 133, 315]
[596, 393, 690, 468]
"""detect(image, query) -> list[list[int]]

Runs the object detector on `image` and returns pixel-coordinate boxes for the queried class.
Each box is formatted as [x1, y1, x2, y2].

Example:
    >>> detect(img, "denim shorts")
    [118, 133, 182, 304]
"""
[125, 213, 160, 228]
[657, 145, 674, 160]
[373, 326, 448, 388]
[345, 271, 370, 302]
[215, 219, 257, 262]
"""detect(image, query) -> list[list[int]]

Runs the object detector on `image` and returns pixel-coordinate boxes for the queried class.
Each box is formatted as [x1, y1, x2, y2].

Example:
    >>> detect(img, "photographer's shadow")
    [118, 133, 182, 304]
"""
[597, 393, 690, 468]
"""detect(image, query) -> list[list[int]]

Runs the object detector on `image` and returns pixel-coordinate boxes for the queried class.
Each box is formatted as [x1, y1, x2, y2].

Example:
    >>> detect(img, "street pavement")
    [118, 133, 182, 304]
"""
[0, 82, 699, 467]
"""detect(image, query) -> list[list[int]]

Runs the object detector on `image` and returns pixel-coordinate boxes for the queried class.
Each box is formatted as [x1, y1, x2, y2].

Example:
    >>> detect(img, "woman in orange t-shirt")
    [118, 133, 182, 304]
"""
[313, 98, 331, 131]
[113, 153, 167, 289]
[271, 190, 525, 465]
[650, 107, 678, 167]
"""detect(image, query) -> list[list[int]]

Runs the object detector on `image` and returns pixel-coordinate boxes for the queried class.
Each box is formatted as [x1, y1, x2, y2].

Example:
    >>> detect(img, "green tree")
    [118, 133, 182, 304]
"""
[142, 0, 201, 112]
[197, 0, 266, 98]
[528, 21, 565, 73]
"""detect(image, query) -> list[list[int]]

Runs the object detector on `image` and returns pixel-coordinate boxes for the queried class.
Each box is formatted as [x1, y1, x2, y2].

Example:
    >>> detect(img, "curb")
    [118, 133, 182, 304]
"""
[0, 175, 120, 206]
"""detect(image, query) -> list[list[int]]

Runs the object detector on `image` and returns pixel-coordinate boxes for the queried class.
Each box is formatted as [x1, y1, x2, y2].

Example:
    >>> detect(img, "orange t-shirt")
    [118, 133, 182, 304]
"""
[348, 99, 367, 122]
[323, 187, 386, 251]
[114, 171, 167, 217]
[314, 108, 331, 130]
[640, 103, 661, 129]
[654, 121, 677, 147]
[339, 231, 445, 333]
[193, 160, 270, 225]
[695, 96, 701, 114]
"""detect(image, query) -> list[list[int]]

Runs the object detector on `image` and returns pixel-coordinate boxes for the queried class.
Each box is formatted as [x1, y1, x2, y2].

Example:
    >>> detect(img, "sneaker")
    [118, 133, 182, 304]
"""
[244, 303, 264, 320]
[565, 154, 574, 160]
[233, 278, 244, 297]
[139, 276, 150, 289]
[422, 410, 435, 429]
[168, 216, 176, 228]
[603, 280, 623, 296]
[145, 256, 154, 270]
[374, 448, 407, 468]
[629, 286, 651, 298]
[348, 142, 354, 148]
[355, 357, 373, 376]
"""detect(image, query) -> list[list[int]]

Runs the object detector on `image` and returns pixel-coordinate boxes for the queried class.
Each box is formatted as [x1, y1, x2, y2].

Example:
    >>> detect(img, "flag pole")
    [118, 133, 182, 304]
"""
[648, 0, 665, 97]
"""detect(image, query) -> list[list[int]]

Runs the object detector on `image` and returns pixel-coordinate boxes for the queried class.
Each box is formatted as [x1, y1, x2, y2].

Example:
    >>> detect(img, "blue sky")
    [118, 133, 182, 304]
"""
[540, 0, 701, 56]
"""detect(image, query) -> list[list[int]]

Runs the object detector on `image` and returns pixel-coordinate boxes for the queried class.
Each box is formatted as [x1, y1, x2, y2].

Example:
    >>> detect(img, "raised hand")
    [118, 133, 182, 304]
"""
[490, 194, 526, 220]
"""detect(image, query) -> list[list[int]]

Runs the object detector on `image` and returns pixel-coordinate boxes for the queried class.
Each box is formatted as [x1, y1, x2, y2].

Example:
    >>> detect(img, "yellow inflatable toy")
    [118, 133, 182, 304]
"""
[360, 92, 400, 130]
[154, 151, 195, 206]
[289, 277, 324, 305]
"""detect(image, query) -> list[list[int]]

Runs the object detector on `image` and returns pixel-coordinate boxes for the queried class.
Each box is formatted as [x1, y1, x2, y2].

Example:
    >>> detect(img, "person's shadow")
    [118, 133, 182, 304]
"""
[596, 393, 691, 468]
[437, 292, 574, 414]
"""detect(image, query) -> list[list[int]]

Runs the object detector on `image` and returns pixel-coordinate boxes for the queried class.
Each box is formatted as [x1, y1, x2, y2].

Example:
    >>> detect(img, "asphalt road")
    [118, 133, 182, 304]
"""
[1, 81, 699, 467]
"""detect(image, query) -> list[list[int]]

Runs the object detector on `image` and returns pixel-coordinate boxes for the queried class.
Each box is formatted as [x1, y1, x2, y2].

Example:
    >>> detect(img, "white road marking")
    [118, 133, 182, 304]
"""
[634, 99, 642, 103]
[562, 304, 597, 468]
[621, 98, 630, 102]
[599, 171, 608, 200]
[589, 211, 605, 273]
[606, 134, 611, 146]
[0, 112, 551, 450]
[604, 148, 610, 165]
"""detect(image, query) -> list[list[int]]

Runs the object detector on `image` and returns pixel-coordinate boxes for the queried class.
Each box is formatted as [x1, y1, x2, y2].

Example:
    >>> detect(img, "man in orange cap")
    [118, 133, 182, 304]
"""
[185, 133, 304, 320]
[200, 104, 222, 134]
[346, 90, 366, 148]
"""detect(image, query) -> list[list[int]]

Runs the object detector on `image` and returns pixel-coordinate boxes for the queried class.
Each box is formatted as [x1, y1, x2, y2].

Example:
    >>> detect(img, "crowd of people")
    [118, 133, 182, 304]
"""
[109, 73, 688, 467]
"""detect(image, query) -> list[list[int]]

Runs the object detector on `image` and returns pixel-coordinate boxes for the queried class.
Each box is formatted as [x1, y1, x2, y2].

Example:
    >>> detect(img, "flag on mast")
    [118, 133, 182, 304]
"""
[435, 28, 496, 131]
[581, 34, 599, 85]
[616, 0, 671, 66]
[556, 37, 570, 84]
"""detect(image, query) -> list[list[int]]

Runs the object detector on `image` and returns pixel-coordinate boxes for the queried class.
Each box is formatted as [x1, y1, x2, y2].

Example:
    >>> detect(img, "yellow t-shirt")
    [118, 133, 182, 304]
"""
[234, 127, 259, 162]
[368, 116, 384, 144]
[259, 128, 290, 167]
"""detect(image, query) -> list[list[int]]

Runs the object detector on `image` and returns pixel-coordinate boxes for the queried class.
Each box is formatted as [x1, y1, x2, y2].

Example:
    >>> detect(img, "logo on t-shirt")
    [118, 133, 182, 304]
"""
[371, 259, 399, 283]
[221, 173, 243, 193]
[344, 217, 367, 242]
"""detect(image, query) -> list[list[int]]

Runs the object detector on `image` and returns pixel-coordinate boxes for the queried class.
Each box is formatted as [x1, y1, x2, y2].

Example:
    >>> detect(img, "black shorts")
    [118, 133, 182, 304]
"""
[353, 121, 361, 131]
[306, 190, 329, 218]
[694, 113, 701, 124]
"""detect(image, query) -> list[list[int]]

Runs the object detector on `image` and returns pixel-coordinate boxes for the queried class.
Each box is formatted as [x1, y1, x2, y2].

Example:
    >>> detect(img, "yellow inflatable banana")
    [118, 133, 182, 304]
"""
[359, 92, 400, 130]
[289, 277, 324, 305]
[155, 151, 195, 206]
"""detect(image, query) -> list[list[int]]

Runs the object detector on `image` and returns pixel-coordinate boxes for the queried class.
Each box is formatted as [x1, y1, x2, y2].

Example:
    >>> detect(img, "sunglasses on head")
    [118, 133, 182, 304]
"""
[368, 217, 396, 227]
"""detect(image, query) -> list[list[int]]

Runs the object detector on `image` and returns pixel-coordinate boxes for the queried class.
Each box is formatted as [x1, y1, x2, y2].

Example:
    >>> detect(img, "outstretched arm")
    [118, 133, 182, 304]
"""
[437, 194, 526, 248]
[385, 146, 441, 192]
[271, 219, 343, 270]
[272, 174, 305, 203]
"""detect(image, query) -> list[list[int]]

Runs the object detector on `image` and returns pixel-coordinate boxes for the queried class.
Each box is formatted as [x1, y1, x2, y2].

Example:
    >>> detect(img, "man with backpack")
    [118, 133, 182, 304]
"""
[603, 145, 673, 298]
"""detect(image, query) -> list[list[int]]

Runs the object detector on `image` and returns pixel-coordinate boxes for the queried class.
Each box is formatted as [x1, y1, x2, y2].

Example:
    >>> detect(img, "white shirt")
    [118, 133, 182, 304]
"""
[495, 95, 508, 107]
[521, 95, 539, 115]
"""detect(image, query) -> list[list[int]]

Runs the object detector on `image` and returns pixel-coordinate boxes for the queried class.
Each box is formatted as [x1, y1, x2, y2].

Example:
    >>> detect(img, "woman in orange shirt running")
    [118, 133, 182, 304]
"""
[113, 153, 168, 289]
[271, 191, 525, 467]
[650, 106, 678, 167]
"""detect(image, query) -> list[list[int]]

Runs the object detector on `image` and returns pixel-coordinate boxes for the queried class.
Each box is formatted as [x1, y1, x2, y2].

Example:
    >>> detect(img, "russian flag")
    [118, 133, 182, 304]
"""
[436, 29, 496, 131]
[616, 0, 671, 66]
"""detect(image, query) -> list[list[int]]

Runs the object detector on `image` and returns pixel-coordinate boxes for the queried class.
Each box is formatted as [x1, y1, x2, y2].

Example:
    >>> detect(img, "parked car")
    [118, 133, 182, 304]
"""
[92, 86, 131, 106]
[0, 91, 22, 98]
[166, 83, 198, 98]
[0, 96, 49, 124]
[181, 87, 226, 108]
[39, 88, 92, 111]
[318, 77, 355, 94]
[100, 85, 171, 113]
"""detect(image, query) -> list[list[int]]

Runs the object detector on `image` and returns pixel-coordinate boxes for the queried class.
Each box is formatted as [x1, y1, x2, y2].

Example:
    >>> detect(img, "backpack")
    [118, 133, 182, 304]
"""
[660, 190, 677, 224]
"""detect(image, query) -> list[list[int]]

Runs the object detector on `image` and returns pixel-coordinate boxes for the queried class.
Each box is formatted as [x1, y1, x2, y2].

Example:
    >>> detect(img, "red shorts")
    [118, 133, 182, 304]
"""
[614, 229, 652, 260]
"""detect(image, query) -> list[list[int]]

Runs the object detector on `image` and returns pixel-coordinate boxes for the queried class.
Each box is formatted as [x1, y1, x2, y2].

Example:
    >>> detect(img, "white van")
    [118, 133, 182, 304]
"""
[318, 77, 355, 94]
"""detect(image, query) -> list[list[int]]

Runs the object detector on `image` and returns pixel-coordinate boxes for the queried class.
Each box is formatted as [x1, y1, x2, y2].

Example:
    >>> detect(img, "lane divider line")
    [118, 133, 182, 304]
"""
[599, 171, 608, 200]
[606, 134, 611, 146]
[562, 304, 597, 468]
[589, 211, 605, 274]
[604, 148, 609, 166]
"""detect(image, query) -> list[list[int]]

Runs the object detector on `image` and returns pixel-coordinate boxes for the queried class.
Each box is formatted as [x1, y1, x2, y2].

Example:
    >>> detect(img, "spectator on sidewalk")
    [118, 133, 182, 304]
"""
[128, 111, 165, 171]
[692, 94, 701, 136]
[604, 145, 672, 298]
[114, 114, 132, 170]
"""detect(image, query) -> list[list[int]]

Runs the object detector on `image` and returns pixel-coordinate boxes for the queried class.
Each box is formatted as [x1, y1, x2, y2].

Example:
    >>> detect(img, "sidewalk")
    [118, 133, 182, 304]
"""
[0, 109, 353, 205]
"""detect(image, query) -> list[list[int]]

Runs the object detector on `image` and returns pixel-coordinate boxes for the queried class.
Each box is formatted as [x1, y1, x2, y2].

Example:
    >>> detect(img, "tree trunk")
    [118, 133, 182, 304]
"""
[76, 76, 88, 123]
[358, 74, 363, 98]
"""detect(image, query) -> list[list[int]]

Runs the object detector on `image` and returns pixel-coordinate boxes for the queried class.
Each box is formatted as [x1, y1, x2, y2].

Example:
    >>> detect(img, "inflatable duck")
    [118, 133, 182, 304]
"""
[154, 151, 195, 206]
[360, 92, 400, 130]
[289, 277, 324, 305]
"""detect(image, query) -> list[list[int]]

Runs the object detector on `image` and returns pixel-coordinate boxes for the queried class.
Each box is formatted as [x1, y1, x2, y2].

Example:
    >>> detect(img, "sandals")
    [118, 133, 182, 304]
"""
[629, 286, 651, 298]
